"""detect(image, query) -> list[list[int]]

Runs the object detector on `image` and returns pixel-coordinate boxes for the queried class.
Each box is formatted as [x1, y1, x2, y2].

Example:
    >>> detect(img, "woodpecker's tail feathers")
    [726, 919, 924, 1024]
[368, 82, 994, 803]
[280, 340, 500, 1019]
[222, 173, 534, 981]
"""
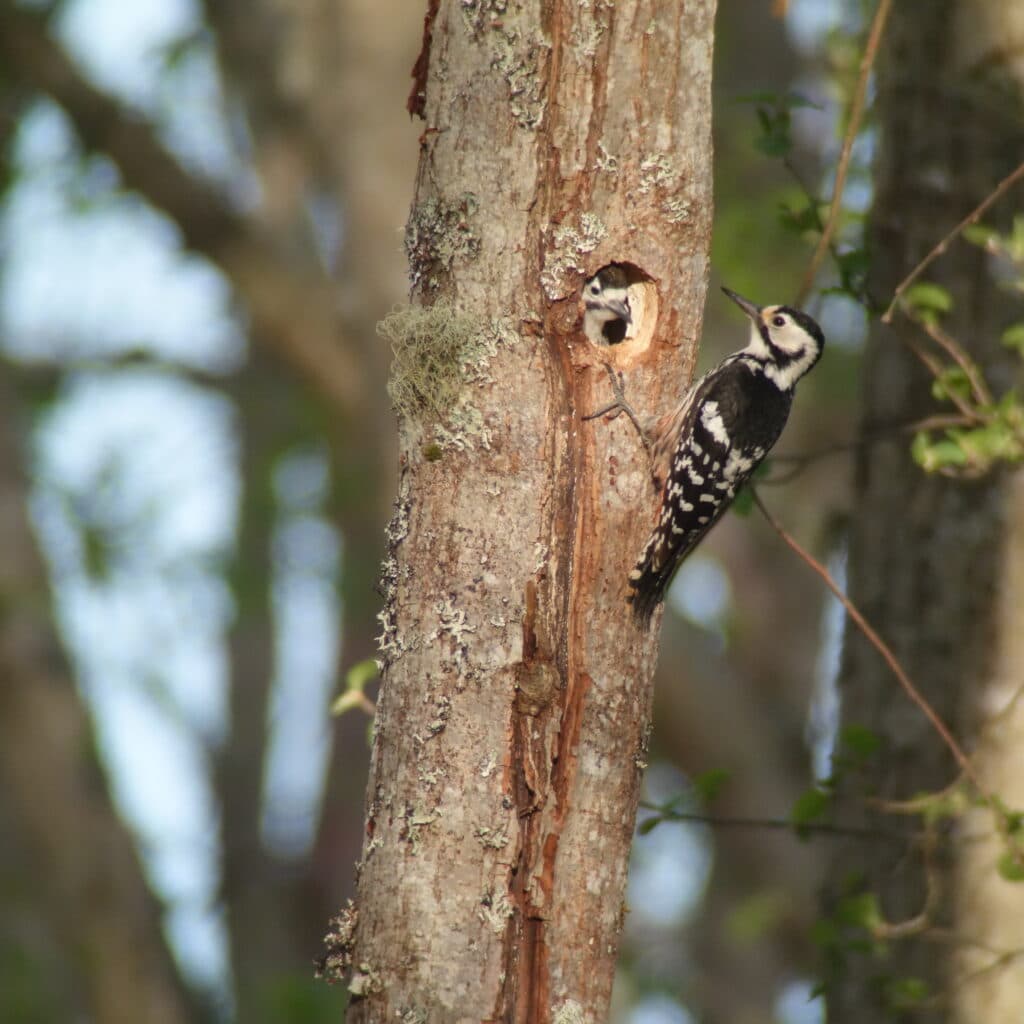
[626, 563, 673, 630]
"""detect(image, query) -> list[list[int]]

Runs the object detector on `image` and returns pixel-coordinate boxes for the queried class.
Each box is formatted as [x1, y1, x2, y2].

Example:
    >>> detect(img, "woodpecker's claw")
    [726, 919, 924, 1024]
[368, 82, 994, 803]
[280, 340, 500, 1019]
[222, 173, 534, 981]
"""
[583, 365, 650, 451]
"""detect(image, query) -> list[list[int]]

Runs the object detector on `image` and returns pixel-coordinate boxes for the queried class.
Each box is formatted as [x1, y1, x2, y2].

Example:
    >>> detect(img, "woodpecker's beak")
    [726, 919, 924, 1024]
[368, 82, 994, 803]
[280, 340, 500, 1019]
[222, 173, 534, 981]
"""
[721, 286, 761, 321]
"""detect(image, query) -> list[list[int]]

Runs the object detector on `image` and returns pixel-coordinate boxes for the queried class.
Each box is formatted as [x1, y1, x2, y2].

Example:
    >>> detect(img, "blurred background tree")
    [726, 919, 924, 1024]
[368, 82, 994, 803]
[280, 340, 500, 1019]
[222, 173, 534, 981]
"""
[8, 0, 1011, 1021]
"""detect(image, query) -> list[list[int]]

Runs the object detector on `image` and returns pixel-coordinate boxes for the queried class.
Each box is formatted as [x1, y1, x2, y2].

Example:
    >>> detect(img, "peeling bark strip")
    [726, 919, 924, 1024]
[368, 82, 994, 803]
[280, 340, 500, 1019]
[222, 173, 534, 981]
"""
[407, 0, 441, 119]
[342, 2, 716, 1021]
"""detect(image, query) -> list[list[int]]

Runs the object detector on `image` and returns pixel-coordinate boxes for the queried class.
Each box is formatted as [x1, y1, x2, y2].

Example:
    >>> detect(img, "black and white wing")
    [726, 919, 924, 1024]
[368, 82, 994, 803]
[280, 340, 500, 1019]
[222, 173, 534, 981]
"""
[627, 359, 773, 627]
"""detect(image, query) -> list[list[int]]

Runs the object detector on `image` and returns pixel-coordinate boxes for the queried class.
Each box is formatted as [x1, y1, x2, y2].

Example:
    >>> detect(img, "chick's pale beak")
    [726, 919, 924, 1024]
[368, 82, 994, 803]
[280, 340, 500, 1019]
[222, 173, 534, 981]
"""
[608, 299, 632, 323]
[721, 286, 761, 320]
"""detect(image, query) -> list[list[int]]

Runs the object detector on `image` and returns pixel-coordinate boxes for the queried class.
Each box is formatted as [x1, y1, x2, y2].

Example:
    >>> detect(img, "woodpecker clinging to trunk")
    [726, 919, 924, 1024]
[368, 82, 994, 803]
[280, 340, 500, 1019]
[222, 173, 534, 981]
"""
[587, 286, 825, 627]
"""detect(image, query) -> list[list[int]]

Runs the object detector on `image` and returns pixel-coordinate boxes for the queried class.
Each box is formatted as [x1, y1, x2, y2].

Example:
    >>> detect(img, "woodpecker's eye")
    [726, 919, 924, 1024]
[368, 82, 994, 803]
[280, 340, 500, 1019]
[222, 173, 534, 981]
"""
[772, 315, 786, 328]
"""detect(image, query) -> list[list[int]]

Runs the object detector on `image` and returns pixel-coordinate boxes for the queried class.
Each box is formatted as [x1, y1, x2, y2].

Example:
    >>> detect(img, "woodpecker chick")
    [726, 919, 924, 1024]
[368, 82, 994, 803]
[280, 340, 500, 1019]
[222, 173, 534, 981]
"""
[583, 266, 632, 345]
[602, 286, 825, 627]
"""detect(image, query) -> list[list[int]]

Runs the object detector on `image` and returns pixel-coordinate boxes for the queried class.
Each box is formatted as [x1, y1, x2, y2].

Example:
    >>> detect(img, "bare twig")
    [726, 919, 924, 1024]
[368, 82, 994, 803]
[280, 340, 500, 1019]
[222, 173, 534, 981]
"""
[903, 336, 985, 423]
[871, 827, 939, 939]
[915, 317, 995, 407]
[638, 803, 912, 842]
[751, 489, 990, 800]
[762, 414, 975, 484]
[883, 159, 1024, 323]
[794, 0, 894, 306]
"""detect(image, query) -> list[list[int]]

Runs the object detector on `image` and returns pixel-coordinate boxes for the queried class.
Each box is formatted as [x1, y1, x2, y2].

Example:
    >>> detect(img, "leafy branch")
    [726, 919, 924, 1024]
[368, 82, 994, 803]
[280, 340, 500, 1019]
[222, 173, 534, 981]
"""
[794, 0, 894, 305]
[882, 160, 1024, 323]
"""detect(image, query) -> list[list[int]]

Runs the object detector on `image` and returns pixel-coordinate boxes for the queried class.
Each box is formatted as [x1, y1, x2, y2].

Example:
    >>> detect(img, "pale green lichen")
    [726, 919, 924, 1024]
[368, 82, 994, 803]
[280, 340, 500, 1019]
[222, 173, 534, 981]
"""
[595, 141, 619, 174]
[381, 305, 513, 452]
[461, 3, 547, 129]
[417, 764, 445, 788]
[376, 478, 413, 667]
[426, 693, 452, 737]
[474, 823, 511, 849]
[552, 1000, 587, 1024]
[402, 807, 441, 855]
[479, 889, 515, 934]
[461, 0, 509, 36]
[405, 193, 480, 290]
[491, 27, 547, 129]
[348, 962, 384, 997]
[316, 900, 358, 982]
[381, 303, 483, 421]
[638, 153, 692, 224]
[540, 213, 607, 299]
[571, 4, 605, 59]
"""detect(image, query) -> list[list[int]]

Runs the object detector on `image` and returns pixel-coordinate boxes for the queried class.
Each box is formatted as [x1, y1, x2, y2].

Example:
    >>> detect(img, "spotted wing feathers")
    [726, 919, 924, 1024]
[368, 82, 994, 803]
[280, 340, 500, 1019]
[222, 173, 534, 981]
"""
[627, 362, 767, 627]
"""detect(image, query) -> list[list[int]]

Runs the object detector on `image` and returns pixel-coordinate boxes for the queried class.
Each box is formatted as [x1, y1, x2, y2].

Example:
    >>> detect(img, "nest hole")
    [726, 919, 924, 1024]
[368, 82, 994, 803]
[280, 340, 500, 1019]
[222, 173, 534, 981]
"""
[583, 261, 658, 359]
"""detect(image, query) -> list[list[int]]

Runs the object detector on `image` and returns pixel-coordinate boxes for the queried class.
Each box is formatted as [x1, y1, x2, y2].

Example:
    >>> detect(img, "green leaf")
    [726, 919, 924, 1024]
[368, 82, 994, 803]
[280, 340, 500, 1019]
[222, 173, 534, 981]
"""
[638, 815, 663, 836]
[997, 850, 1024, 882]
[330, 690, 366, 716]
[836, 891, 881, 931]
[1002, 323, 1024, 354]
[725, 890, 787, 942]
[791, 787, 831, 838]
[930, 366, 972, 403]
[904, 282, 953, 316]
[345, 657, 380, 693]
[885, 976, 929, 1008]
[755, 119, 792, 158]
[837, 247, 870, 278]
[839, 724, 881, 759]
[779, 200, 823, 236]
[731, 486, 755, 517]
[963, 223, 997, 247]
[330, 658, 380, 716]
[911, 433, 969, 473]
[810, 917, 841, 950]
[692, 768, 731, 806]
[1009, 214, 1024, 262]
[735, 91, 822, 111]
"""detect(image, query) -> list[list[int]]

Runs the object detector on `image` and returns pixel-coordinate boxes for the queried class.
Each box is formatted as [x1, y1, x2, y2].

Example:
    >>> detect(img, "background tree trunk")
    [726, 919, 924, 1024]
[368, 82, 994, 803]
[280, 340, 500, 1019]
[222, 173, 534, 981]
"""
[0, 379, 197, 1024]
[342, 2, 717, 1019]
[825, 0, 1024, 1018]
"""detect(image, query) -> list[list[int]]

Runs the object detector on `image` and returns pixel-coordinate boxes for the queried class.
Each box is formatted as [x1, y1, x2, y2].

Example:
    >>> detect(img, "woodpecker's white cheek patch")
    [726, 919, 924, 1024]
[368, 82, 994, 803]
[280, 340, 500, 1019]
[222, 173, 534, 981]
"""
[700, 402, 730, 446]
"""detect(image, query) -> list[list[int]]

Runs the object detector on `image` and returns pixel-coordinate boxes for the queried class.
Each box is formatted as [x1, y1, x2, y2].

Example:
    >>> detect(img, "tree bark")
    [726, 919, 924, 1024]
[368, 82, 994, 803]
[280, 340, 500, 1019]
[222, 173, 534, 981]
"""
[825, 1, 1024, 1018]
[339, 2, 717, 1020]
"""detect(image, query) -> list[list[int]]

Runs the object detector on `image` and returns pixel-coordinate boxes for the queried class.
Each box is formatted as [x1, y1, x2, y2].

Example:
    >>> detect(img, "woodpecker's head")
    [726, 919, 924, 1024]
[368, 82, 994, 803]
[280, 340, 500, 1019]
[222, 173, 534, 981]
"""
[722, 286, 824, 388]
[583, 266, 632, 345]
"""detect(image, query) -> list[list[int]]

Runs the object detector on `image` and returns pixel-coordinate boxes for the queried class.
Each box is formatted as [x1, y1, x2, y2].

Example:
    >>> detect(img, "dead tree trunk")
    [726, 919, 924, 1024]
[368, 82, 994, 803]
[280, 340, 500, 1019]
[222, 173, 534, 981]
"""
[331, 2, 718, 1020]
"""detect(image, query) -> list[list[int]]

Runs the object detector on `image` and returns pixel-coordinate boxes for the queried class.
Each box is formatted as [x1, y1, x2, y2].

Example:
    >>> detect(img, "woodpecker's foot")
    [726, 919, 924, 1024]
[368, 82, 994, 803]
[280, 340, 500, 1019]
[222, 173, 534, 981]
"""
[583, 365, 650, 451]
